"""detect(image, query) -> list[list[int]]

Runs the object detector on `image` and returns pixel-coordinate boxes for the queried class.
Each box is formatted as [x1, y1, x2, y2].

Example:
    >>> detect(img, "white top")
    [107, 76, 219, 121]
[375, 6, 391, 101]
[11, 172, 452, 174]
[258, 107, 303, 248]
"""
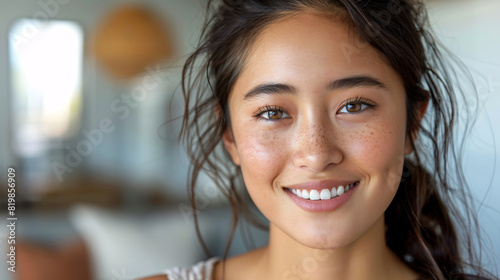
[163, 258, 220, 280]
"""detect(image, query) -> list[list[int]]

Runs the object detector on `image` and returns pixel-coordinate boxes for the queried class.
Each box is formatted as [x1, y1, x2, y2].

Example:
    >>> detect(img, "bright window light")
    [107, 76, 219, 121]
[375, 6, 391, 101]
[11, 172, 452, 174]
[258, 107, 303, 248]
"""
[9, 19, 83, 156]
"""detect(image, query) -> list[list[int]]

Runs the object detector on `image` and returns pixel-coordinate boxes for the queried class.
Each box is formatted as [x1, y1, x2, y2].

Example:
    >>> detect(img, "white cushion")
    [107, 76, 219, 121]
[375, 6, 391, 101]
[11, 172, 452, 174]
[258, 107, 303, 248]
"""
[69, 205, 204, 280]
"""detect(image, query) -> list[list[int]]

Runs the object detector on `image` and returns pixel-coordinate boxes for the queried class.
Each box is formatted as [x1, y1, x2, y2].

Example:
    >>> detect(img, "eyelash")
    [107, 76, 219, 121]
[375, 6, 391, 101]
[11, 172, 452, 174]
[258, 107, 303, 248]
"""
[339, 96, 377, 114]
[253, 105, 291, 122]
[253, 97, 376, 121]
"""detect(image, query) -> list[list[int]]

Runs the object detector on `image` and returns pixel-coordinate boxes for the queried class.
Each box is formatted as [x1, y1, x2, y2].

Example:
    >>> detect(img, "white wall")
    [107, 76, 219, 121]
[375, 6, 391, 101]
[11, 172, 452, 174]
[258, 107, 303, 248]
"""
[428, 0, 500, 274]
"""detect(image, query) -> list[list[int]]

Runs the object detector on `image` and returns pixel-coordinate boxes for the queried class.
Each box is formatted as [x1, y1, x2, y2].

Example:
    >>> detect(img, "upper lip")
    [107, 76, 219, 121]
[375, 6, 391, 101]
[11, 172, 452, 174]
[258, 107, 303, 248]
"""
[284, 179, 358, 190]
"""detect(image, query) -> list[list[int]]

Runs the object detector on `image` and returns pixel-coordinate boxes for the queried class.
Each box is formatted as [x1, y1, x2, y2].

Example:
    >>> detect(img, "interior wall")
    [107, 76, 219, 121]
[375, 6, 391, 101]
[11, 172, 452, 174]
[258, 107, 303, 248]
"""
[427, 0, 500, 274]
[0, 0, 207, 200]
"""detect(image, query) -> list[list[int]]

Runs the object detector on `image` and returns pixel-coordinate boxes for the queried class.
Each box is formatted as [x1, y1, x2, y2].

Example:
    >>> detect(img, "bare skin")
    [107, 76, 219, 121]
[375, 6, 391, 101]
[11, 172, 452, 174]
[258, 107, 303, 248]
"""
[142, 10, 425, 280]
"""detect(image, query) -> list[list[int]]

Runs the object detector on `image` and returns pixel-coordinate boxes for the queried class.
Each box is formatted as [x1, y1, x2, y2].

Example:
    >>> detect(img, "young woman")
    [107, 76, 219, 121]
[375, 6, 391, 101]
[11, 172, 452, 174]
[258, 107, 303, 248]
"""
[142, 0, 498, 279]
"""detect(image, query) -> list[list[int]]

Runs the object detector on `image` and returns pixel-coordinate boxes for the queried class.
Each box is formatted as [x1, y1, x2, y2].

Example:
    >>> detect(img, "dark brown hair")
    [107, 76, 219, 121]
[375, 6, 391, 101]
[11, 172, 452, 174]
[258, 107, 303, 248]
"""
[179, 0, 498, 279]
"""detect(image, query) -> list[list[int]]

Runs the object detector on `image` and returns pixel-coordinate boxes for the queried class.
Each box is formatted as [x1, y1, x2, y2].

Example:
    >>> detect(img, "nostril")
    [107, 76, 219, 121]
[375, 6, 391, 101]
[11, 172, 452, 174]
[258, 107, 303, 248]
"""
[291, 143, 343, 172]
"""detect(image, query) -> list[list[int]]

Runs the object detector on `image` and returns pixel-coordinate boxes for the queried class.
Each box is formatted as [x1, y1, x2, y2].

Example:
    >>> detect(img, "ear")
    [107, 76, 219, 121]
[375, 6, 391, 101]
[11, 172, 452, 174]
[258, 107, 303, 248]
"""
[404, 96, 429, 155]
[222, 126, 240, 165]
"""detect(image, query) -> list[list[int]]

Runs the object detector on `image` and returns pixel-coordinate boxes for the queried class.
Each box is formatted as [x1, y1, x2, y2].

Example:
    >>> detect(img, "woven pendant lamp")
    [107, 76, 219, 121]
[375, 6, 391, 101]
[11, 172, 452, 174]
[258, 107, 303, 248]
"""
[91, 4, 174, 79]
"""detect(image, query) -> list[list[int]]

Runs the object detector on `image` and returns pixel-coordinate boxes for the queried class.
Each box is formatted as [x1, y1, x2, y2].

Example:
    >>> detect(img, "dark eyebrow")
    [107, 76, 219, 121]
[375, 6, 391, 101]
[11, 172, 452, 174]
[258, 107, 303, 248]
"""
[244, 83, 296, 100]
[326, 75, 387, 91]
[243, 75, 386, 100]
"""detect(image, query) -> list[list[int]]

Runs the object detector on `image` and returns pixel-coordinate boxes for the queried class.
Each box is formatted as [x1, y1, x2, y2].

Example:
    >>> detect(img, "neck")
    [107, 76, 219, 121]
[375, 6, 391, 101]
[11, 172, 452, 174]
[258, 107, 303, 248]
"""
[258, 216, 415, 280]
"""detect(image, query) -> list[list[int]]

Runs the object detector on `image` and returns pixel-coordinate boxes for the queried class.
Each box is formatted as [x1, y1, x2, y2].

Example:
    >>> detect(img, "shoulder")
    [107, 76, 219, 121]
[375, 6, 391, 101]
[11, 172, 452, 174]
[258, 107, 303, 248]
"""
[137, 276, 168, 280]
[213, 248, 267, 280]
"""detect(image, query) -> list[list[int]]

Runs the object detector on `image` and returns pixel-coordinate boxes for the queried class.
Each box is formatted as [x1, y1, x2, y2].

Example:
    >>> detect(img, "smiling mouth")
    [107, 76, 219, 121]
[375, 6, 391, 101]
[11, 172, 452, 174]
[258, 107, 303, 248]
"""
[286, 181, 359, 201]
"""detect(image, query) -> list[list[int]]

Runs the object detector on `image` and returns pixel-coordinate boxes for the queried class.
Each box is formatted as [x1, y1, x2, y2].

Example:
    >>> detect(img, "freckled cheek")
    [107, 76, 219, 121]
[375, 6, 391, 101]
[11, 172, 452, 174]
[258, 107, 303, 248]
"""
[237, 131, 289, 184]
[346, 121, 406, 174]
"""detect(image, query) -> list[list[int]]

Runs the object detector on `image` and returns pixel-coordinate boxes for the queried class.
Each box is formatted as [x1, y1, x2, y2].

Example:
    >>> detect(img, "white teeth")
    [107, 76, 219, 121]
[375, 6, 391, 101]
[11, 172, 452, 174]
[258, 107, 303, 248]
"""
[337, 185, 345, 196]
[302, 189, 310, 199]
[297, 189, 303, 198]
[310, 190, 320, 200]
[289, 182, 357, 200]
[320, 189, 331, 200]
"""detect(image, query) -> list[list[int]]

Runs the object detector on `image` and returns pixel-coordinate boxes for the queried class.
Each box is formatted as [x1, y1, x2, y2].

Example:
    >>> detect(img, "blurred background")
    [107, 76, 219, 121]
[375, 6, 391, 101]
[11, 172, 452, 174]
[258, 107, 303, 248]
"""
[0, 0, 498, 279]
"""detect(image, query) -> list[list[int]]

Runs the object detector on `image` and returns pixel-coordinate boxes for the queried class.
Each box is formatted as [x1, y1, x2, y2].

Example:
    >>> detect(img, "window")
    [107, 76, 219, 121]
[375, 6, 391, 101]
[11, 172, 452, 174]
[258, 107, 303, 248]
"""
[9, 19, 83, 157]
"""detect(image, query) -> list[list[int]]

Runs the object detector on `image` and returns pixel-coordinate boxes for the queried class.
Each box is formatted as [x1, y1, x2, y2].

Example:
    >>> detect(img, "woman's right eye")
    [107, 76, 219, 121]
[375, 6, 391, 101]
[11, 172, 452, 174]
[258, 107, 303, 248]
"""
[254, 106, 290, 121]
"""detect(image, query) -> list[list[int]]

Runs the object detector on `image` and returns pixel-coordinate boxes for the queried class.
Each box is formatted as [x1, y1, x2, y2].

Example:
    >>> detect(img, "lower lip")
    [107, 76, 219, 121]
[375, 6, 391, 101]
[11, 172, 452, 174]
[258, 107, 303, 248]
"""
[285, 183, 358, 213]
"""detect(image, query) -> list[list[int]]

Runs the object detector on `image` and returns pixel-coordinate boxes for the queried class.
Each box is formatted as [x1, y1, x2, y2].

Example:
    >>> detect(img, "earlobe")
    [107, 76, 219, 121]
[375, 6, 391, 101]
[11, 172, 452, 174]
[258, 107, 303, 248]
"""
[222, 126, 240, 165]
[404, 137, 413, 155]
[418, 94, 430, 121]
[405, 96, 430, 155]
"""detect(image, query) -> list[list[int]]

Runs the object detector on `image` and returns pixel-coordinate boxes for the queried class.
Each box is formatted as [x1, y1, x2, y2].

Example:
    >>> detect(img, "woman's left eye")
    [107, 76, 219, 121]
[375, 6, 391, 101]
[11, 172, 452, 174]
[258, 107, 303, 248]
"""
[338, 98, 375, 114]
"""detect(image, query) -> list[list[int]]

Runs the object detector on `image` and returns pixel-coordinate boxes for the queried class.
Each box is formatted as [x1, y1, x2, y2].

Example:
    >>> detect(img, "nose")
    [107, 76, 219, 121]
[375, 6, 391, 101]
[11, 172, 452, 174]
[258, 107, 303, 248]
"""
[291, 113, 343, 172]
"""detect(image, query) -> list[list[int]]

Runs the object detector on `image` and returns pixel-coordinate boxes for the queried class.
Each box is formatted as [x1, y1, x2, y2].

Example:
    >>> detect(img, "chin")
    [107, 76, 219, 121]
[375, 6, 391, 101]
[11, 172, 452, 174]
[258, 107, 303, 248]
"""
[286, 213, 386, 251]
[292, 223, 358, 250]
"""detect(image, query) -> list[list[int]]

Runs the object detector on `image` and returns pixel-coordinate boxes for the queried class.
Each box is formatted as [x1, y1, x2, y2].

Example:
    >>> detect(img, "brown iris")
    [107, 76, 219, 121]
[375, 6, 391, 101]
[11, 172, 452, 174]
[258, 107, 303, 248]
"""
[346, 103, 362, 113]
[267, 110, 283, 119]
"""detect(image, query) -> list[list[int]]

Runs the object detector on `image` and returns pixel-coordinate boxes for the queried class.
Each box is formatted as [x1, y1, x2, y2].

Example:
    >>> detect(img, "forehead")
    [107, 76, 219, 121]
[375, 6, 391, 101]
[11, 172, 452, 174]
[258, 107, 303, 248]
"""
[232, 12, 403, 97]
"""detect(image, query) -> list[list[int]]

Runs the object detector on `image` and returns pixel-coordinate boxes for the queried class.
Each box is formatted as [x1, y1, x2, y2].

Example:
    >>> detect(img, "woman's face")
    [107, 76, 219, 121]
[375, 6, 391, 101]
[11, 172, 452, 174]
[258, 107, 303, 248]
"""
[223, 12, 413, 249]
